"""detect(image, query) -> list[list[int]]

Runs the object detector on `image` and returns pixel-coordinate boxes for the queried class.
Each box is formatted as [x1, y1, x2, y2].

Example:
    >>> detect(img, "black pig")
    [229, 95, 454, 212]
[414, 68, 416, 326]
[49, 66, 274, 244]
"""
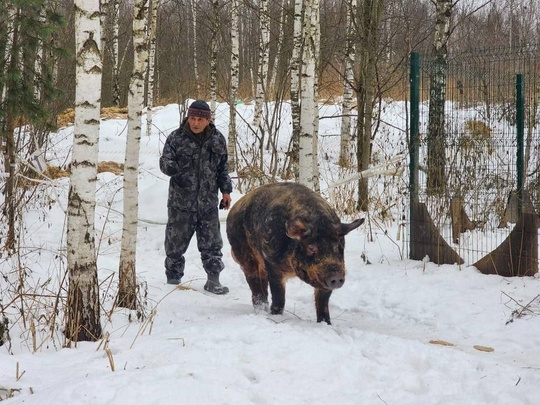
[226, 182, 364, 324]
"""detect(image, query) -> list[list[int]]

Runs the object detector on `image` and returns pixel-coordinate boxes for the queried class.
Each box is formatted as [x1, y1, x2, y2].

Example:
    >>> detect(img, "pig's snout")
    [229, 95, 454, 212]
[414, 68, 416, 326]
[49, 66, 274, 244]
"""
[326, 270, 345, 290]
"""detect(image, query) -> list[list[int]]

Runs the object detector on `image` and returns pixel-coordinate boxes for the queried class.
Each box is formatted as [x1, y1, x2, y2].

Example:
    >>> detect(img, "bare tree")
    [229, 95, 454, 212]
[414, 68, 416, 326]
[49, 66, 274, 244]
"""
[287, 0, 304, 181]
[118, 0, 150, 310]
[426, 0, 454, 195]
[269, 0, 288, 94]
[111, 0, 121, 106]
[340, 0, 356, 169]
[298, 0, 319, 188]
[228, 0, 240, 172]
[33, 7, 47, 102]
[146, 0, 159, 136]
[356, 0, 384, 210]
[209, 0, 219, 112]
[253, 0, 270, 131]
[1, 3, 18, 252]
[190, 0, 201, 97]
[100, 0, 110, 57]
[65, 0, 103, 343]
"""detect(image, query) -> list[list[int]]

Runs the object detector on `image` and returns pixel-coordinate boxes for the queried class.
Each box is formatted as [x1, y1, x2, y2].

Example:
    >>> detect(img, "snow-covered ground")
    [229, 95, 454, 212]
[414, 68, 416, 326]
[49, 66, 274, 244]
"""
[1, 102, 540, 404]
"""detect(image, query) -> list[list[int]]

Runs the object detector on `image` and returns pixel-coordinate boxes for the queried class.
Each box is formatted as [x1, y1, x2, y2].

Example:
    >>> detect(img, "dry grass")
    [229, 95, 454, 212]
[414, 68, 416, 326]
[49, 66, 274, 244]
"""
[97, 161, 124, 175]
[56, 107, 129, 128]
[459, 119, 494, 154]
[44, 165, 70, 179]
[40, 161, 124, 180]
[465, 120, 492, 139]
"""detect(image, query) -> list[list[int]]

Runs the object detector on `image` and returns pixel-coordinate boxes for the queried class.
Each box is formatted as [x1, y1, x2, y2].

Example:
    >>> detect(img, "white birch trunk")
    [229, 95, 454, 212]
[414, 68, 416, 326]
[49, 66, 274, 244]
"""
[252, 0, 269, 129]
[311, 0, 320, 191]
[191, 0, 200, 96]
[33, 7, 46, 102]
[2, 4, 18, 251]
[289, 0, 303, 180]
[340, 0, 356, 168]
[112, 0, 120, 106]
[146, 0, 159, 137]
[65, 0, 102, 343]
[298, 0, 318, 189]
[1, 5, 16, 105]
[228, 0, 240, 172]
[118, 0, 150, 310]
[210, 0, 218, 113]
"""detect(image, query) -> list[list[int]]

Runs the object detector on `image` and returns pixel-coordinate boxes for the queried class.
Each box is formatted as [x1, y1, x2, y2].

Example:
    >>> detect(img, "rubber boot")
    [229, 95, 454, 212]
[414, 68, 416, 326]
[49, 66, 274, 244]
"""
[204, 273, 229, 295]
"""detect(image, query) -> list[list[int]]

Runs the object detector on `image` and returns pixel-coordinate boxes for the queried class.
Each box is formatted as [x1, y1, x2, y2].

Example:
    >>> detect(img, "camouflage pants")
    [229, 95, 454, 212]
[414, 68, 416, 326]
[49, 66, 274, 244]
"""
[164, 207, 224, 281]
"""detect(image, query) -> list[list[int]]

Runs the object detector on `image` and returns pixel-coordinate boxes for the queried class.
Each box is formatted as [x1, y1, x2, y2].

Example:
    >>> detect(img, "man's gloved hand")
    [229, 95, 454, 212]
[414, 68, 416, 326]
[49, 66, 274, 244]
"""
[219, 193, 232, 210]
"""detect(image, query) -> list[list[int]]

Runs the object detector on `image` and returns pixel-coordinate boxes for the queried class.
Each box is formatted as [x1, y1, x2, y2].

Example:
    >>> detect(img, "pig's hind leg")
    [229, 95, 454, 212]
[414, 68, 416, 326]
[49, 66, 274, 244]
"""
[239, 249, 269, 311]
[266, 264, 287, 316]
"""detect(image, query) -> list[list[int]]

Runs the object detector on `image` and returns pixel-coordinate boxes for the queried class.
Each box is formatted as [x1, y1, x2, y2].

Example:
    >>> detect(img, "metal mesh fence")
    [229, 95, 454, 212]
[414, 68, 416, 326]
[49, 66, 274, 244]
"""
[412, 46, 540, 267]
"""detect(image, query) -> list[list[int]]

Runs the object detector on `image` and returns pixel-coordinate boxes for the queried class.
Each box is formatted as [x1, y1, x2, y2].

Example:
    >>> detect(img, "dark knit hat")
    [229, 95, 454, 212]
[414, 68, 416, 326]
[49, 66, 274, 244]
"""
[188, 100, 211, 119]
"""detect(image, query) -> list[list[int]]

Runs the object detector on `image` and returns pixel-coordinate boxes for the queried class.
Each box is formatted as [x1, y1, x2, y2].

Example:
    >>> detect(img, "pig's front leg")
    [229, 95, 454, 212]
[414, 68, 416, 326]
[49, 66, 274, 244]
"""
[315, 288, 333, 324]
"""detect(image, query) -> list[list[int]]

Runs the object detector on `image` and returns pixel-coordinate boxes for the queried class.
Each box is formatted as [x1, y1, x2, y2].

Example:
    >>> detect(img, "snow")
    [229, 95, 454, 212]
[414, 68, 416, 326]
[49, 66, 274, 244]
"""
[2, 102, 540, 404]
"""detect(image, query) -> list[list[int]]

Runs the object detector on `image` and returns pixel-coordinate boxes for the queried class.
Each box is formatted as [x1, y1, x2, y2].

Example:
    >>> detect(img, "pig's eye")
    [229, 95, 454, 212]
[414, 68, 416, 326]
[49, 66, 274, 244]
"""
[306, 244, 318, 256]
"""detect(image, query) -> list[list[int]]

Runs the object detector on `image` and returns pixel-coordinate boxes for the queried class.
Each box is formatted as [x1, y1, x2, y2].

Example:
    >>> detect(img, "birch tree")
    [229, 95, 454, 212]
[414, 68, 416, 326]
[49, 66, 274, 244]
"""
[118, 0, 150, 310]
[111, 0, 121, 106]
[311, 0, 321, 191]
[65, 0, 102, 343]
[298, 0, 319, 189]
[252, 0, 270, 131]
[146, 0, 159, 137]
[33, 7, 46, 103]
[1, 3, 18, 252]
[426, 0, 453, 195]
[209, 0, 219, 112]
[228, 0, 240, 172]
[339, 0, 357, 168]
[287, 0, 304, 180]
[190, 0, 201, 97]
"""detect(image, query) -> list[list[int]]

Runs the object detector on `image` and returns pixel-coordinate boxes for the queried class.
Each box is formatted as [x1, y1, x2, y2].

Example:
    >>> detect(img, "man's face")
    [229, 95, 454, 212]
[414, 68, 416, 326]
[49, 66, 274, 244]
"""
[188, 116, 210, 134]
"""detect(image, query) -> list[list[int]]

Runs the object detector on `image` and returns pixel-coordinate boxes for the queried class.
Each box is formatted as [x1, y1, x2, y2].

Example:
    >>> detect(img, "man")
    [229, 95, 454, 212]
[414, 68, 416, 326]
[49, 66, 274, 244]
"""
[159, 100, 232, 294]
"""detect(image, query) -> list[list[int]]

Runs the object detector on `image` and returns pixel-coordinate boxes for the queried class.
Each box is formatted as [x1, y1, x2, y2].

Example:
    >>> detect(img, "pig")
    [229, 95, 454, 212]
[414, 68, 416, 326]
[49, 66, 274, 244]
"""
[226, 182, 364, 325]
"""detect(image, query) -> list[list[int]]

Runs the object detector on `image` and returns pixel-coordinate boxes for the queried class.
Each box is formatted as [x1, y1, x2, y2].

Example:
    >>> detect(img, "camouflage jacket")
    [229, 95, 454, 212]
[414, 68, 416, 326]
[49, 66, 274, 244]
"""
[160, 118, 233, 212]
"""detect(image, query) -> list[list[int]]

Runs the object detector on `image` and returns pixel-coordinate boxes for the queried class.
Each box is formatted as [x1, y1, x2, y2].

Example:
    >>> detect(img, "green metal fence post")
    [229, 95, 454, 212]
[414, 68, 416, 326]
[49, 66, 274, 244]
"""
[410, 52, 420, 259]
[516, 74, 525, 214]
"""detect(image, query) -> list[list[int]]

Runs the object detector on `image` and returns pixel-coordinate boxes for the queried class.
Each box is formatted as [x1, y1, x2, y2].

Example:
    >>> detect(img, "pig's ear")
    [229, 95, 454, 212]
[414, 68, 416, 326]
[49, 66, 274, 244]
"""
[286, 218, 311, 240]
[338, 218, 364, 236]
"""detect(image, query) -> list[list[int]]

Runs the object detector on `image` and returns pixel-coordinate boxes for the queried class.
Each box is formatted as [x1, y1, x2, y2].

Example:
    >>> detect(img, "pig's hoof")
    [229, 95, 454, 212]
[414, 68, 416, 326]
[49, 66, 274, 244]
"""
[270, 305, 284, 315]
[253, 302, 269, 313]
